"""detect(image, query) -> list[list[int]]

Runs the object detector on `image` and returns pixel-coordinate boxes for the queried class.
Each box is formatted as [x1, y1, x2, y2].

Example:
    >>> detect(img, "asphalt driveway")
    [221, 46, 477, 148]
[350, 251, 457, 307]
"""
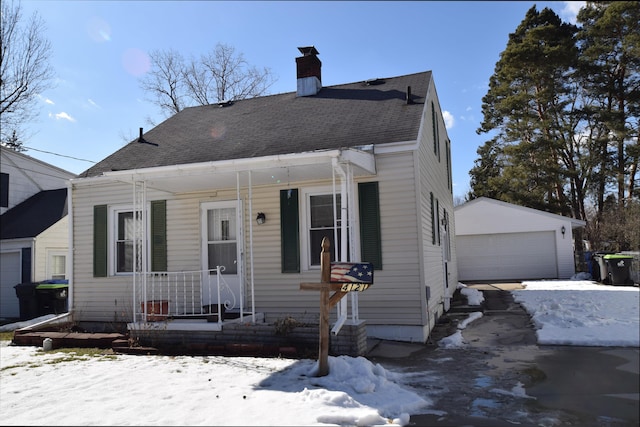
[366, 284, 639, 426]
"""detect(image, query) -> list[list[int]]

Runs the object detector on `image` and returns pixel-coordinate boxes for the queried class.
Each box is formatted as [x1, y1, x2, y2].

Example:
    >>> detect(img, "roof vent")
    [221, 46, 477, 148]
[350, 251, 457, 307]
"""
[217, 100, 233, 107]
[364, 78, 385, 86]
[137, 127, 158, 146]
[406, 86, 413, 104]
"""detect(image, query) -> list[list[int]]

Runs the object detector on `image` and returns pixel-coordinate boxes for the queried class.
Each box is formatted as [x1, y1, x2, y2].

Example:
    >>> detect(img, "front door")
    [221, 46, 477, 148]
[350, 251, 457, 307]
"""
[201, 201, 242, 309]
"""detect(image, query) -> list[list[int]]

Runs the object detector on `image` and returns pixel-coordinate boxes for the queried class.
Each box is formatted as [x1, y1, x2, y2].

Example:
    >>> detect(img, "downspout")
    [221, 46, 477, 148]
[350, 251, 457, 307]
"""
[236, 172, 245, 322]
[331, 159, 349, 335]
[132, 180, 138, 322]
[130, 179, 149, 322]
[345, 163, 360, 323]
[247, 170, 256, 322]
[66, 180, 74, 317]
[133, 180, 148, 322]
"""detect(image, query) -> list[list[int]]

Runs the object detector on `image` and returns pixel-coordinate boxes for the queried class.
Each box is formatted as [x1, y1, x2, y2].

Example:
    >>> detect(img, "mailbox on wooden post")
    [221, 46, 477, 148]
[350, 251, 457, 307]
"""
[300, 236, 373, 376]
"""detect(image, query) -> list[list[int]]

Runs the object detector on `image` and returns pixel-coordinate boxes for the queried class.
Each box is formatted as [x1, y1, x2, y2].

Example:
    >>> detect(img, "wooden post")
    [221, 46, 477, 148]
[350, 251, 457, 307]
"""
[318, 237, 331, 377]
[300, 237, 372, 376]
[299, 237, 346, 376]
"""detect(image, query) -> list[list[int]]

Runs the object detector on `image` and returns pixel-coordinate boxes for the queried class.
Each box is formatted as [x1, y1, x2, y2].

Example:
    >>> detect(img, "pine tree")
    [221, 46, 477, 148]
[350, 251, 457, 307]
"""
[473, 6, 579, 215]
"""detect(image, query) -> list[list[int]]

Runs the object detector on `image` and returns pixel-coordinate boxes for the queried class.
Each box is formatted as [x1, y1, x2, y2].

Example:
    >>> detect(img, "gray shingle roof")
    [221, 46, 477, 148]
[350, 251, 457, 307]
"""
[0, 188, 68, 240]
[81, 71, 432, 178]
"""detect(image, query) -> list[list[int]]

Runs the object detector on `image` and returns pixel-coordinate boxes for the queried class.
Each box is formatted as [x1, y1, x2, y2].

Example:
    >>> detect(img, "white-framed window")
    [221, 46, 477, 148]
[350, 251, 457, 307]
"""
[46, 249, 67, 280]
[109, 205, 148, 275]
[302, 187, 349, 269]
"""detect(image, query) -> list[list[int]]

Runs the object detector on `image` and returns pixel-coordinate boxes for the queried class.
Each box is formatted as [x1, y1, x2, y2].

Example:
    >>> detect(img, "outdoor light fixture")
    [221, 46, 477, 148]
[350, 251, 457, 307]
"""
[561, 225, 566, 237]
[256, 212, 266, 225]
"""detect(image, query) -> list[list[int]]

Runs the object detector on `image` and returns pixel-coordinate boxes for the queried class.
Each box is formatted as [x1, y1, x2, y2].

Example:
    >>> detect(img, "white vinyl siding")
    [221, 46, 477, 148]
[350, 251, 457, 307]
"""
[0, 148, 74, 214]
[33, 216, 69, 282]
[358, 151, 423, 327]
[71, 183, 142, 322]
[416, 79, 458, 328]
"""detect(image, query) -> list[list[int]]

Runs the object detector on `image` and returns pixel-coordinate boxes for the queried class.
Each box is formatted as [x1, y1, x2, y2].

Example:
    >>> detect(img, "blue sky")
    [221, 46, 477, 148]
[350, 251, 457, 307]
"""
[18, 1, 584, 199]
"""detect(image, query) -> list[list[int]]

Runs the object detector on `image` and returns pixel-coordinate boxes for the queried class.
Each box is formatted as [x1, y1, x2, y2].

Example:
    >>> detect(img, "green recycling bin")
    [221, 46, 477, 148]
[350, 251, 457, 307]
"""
[602, 254, 634, 285]
[35, 280, 69, 315]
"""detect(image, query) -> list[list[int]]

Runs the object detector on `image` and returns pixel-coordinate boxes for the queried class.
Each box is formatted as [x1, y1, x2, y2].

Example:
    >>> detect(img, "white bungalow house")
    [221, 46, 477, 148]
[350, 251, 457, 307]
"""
[1, 147, 76, 320]
[66, 47, 457, 351]
[455, 197, 586, 282]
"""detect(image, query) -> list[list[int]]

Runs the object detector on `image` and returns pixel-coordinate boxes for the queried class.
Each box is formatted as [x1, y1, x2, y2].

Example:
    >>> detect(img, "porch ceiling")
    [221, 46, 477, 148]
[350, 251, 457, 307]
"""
[89, 148, 376, 194]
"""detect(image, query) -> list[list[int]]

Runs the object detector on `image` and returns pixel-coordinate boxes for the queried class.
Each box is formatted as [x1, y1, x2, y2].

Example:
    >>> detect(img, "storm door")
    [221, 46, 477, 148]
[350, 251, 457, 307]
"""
[201, 201, 242, 308]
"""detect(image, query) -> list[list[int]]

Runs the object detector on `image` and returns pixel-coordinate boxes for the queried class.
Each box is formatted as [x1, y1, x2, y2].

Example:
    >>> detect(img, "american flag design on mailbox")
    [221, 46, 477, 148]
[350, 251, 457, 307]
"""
[330, 262, 374, 292]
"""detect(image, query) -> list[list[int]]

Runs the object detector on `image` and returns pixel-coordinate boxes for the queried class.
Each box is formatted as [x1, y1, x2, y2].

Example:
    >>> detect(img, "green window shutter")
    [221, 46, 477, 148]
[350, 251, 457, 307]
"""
[280, 189, 300, 273]
[430, 192, 435, 245]
[93, 205, 108, 277]
[151, 200, 167, 272]
[358, 182, 382, 270]
[445, 139, 453, 193]
[436, 198, 441, 245]
[432, 102, 437, 155]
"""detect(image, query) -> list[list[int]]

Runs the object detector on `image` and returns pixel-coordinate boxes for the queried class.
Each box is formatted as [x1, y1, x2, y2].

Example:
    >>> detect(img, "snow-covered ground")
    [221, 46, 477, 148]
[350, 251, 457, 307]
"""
[1, 279, 637, 426]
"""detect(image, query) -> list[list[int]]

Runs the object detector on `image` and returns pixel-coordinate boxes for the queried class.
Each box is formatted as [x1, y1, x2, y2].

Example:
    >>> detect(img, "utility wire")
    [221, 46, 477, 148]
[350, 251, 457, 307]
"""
[22, 146, 97, 163]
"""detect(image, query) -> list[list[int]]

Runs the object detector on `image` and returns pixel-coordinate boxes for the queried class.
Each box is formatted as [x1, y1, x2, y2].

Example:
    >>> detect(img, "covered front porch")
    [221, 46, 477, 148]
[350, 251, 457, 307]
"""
[68, 148, 377, 348]
[129, 267, 257, 332]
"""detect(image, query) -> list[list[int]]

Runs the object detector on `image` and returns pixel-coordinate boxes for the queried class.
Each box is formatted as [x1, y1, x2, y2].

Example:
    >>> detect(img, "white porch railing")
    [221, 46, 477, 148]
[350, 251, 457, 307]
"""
[134, 267, 242, 324]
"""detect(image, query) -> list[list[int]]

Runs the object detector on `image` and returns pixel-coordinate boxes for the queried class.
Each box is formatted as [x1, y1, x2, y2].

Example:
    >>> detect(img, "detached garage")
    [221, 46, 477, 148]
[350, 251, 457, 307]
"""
[455, 197, 586, 281]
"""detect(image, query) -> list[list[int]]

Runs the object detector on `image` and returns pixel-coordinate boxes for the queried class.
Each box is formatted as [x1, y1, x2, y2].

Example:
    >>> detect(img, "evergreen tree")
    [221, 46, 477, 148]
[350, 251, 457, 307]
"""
[473, 6, 579, 215]
[576, 1, 640, 208]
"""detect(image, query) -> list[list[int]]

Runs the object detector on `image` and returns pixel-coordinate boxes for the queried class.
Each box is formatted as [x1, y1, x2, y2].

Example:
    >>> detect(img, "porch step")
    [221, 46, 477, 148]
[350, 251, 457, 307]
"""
[448, 305, 484, 314]
[12, 331, 126, 349]
[110, 341, 300, 357]
[112, 345, 160, 355]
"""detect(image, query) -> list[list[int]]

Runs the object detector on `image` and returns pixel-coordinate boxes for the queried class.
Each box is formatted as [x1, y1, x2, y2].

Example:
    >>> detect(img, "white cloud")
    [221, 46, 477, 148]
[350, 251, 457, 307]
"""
[443, 110, 454, 129]
[560, 1, 585, 24]
[37, 94, 54, 105]
[50, 112, 76, 122]
[87, 98, 100, 108]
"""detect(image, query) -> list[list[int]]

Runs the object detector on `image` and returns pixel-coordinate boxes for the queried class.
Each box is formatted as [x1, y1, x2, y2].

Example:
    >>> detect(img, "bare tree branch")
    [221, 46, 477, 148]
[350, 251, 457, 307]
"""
[0, 0, 55, 147]
[138, 49, 187, 117]
[139, 42, 277, 116]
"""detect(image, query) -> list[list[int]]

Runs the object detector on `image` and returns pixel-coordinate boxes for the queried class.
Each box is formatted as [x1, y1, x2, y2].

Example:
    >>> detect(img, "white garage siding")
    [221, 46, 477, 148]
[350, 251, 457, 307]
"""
[0, 251, 21, 318]
[457, 231, 558, 281]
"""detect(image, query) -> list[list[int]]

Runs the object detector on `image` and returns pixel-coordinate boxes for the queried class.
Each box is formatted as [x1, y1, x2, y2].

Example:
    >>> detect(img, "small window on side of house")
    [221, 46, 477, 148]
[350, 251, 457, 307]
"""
[47, 251, 67, 280]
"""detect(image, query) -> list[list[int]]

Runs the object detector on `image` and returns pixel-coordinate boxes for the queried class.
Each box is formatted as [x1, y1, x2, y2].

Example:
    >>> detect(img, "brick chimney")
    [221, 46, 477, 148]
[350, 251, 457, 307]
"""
[296, 46, 321, 97]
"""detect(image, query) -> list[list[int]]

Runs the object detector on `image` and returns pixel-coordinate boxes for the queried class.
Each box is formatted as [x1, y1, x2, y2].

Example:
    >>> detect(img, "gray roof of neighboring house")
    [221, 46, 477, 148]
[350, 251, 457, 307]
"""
[0, 188, 68, 240]
[80, 71, 432, 178]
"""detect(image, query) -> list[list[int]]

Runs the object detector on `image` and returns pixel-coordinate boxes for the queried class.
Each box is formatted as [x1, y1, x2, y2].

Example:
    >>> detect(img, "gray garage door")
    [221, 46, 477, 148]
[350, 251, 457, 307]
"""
[1, 252, 21, 319]
[457, 231, 558, 281]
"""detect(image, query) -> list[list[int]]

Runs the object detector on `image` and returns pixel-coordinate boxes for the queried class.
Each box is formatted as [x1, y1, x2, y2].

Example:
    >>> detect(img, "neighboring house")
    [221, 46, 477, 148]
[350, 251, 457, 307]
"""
[0, 147, 76, 319]
[454, 197, 586, 282]
[68, 46, 457, 346]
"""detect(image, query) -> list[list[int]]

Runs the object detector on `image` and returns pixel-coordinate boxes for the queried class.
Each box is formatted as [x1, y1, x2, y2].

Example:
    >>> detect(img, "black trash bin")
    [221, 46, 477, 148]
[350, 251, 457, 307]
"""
[602, 254, 634, 285]
[591, 251, 615, 282]
[14, 282, 39, 320]
[35, 280, 69, 315]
